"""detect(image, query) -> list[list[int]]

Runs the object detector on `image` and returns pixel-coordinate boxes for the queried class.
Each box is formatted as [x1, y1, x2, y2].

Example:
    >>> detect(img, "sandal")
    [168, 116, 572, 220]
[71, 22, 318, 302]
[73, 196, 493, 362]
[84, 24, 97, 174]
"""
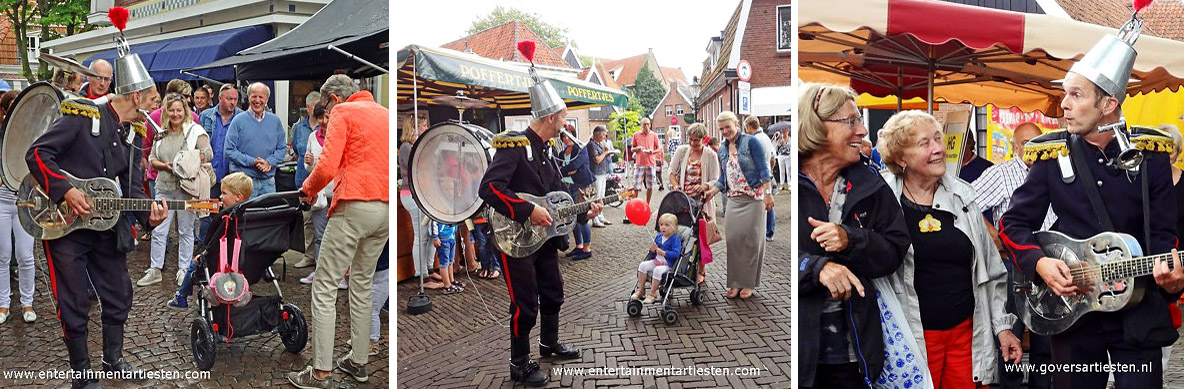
[423, 281, 445, 290]
[442, 285, 463, 295]
[739, 288, 754, 299]
[726, 288, 739, 299]
[485, 269, 501, 279]
[697, 273, 706, 285]
[453, 280, 467, 289]
[477, 269, 489, 278]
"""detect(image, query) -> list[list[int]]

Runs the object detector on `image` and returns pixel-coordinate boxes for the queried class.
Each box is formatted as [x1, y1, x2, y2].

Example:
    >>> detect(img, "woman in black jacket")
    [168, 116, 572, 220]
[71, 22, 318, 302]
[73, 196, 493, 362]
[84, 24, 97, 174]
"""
[798, 83, 912, 388]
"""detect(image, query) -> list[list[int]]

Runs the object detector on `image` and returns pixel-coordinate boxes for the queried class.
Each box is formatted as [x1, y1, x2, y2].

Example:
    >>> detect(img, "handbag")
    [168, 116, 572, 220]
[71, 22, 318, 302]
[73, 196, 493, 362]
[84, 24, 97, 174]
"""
[702, 218, 723, 246]
[207, 215, 251, 306]
[872, 277, 933, 389]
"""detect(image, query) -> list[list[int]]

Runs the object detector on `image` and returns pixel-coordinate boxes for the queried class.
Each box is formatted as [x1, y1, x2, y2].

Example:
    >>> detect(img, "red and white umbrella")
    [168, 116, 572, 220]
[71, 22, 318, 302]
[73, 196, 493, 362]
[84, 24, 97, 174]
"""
[799, 0, 1184, 115]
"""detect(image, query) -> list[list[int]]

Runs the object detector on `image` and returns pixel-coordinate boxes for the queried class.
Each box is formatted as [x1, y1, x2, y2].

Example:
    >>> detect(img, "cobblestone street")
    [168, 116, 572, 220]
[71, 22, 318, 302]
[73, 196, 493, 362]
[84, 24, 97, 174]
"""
[0, 232, 389, 388]
[396, 189, 791, 388]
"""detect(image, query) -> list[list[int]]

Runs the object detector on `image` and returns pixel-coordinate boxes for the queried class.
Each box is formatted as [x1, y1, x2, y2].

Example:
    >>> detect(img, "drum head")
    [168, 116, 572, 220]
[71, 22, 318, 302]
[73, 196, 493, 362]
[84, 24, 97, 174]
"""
[408, 121, 495, 224]
[1, 82, 65, 190]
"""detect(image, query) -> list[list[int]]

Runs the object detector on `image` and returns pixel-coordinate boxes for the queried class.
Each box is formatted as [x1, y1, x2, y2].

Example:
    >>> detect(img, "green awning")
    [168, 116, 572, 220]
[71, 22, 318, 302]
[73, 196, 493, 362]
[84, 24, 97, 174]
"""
[396, 45, 628, 110]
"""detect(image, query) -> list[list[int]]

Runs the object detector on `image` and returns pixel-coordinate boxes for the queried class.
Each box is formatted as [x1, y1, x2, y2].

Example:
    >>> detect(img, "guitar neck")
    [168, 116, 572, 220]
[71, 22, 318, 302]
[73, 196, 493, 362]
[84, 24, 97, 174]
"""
[556, 192, 622, 219]
[92, 198, 194, 211]
[1099, 253, 1179, 282]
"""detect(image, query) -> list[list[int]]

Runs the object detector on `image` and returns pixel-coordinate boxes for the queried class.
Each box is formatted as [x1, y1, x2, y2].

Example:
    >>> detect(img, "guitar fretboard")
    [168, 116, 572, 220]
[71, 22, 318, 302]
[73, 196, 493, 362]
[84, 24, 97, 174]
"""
[93, 198, 194, 211]
[556, 192, 625, 219]
[1073, 253, 1180, 282]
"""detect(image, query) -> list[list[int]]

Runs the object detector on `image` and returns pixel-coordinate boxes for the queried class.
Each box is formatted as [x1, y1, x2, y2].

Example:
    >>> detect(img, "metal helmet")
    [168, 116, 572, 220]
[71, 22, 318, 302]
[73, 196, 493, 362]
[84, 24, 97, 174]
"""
[112, 39, 154, 95]
[1067, 34, 1137, 104]
[527, 67, 565, 120]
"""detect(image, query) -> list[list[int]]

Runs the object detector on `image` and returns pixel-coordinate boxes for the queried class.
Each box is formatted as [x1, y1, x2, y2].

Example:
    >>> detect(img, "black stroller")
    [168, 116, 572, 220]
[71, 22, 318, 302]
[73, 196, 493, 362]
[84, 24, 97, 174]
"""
[189, 191, 309, 371]
[626, 191, 704, 325]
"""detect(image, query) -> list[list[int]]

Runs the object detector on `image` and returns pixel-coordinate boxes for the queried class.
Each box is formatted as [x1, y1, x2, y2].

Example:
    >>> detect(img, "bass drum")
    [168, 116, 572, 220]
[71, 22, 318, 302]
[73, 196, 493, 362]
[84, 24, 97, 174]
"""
[0, 82, 65, 191]
[407, 120, 496, 225]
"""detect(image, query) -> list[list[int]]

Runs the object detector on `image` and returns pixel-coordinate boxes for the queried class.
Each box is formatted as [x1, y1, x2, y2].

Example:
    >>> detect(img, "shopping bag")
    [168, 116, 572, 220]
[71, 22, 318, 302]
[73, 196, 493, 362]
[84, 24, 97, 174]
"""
[872, 277, 933, 389]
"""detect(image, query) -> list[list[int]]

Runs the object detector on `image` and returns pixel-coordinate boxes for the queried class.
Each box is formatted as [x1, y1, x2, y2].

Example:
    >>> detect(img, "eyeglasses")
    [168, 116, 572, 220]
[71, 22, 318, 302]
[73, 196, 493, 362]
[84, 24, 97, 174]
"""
[92, 76, 111, 82]
[823, 115, 864, 128]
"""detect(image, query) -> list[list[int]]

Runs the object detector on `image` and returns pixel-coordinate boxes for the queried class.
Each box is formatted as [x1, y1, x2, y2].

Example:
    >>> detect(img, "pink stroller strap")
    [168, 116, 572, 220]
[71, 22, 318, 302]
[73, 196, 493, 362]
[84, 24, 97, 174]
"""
[219, 215, 242, 272]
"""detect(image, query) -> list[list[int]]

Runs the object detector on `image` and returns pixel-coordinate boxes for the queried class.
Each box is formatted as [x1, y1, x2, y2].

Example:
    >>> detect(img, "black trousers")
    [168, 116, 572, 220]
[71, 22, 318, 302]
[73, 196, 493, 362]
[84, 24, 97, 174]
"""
[807, 362, 867, 389]
[998, 261, 1052, 389]
[1050, 314, 1162, 389]
[44, 230, 132, 339]
[500, 246, 564, 339]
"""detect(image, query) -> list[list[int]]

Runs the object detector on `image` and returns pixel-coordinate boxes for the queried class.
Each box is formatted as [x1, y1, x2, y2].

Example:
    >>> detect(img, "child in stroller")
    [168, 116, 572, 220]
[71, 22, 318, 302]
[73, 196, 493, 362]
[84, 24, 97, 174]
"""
[168, 172, 251, 309]
[632, 213, 682, 303]
[626, 191, 705, 325]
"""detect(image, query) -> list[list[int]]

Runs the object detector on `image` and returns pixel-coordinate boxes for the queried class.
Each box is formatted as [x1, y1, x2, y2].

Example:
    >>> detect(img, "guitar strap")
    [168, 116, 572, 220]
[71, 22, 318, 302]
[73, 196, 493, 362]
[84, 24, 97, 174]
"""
[1141, 158, 1151, 254]
[1068, 135, 1115, 231]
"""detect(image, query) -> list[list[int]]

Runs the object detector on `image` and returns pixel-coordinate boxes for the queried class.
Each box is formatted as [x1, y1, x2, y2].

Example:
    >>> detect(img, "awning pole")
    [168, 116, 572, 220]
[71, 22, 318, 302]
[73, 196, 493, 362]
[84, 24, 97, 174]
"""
[180, 71, 225, 88]
[328, 44, 388, 74]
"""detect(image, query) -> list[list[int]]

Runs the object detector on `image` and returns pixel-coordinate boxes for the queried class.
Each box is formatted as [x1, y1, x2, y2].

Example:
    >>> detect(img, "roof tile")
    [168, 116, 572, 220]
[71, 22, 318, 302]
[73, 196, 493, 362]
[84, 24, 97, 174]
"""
[440, 21, 571, 68]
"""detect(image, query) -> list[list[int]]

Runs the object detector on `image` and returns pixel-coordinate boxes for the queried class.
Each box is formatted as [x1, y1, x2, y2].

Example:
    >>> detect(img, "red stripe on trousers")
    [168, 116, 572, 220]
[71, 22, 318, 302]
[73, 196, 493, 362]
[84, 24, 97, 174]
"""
[500, 253, 520, 338]
[42, 241, 65, 337]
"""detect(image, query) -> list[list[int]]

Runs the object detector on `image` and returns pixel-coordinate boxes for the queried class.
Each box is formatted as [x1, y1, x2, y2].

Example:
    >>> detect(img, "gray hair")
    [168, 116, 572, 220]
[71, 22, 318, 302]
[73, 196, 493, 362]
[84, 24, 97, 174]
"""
[877, 110, 942, 176]
[320, 74, 359, 102]
[305, 91, 321, 107]
[248, 82, 270, 98]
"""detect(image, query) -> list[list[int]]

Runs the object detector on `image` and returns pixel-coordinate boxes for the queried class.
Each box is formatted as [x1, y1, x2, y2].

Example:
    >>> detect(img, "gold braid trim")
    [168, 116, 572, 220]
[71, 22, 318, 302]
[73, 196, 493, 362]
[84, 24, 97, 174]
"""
[492, 136, 530, 149]
[1132, 135, 1174, 154]
[60, 100, 99, 120]
[130, 122, 146, 139]
[1022, 142, 1069, 164]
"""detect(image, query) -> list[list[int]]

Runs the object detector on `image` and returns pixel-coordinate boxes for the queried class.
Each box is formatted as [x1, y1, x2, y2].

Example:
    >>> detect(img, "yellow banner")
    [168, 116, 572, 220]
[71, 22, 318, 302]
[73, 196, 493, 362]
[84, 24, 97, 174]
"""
[983, 105, 1061, 163]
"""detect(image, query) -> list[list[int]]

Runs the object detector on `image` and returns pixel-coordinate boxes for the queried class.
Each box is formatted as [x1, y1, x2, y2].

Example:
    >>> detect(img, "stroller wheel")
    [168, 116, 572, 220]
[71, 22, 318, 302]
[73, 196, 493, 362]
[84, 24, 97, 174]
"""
[626, 300, 643, 317]
[690, 290, 702, 305]
[190, 318, 217, 371]
[661, 308, 678, 325]
[278, 303, 309, 353]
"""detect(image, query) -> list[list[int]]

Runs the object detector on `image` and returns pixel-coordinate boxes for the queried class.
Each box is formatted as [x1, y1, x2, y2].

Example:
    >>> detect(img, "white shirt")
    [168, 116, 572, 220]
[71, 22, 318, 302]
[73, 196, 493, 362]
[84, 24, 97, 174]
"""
[972, 157, 1057, 230]
[754, 131, 775, 162]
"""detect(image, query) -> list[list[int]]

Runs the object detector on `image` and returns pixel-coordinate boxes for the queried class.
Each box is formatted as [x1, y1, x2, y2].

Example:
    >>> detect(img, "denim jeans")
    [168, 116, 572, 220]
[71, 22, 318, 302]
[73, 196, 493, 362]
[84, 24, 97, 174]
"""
[175, 260, 200, 300]
[150, 189, 197, 271]
[249, 176, 276, 198]
[471, 223, 499, 272]
[766, 207, 776, 239]
[573, 221, 591, 246]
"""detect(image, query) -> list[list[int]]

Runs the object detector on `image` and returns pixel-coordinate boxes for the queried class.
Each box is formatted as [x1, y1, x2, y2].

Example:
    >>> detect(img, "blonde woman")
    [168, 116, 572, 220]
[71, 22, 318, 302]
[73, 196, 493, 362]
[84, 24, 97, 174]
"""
[879, 110, 1020, 387]
[669, 122, 719, 284]
[138, 94, 213, 287]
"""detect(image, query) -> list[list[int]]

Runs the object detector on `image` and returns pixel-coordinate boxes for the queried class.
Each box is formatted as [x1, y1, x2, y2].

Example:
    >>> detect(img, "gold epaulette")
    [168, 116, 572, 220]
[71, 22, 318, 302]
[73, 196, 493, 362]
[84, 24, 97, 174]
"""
[492, 131, 530, 149]
[130, 122, 146, 139]
[1130, 127, 1174, 154]
[1021, 130, 1070, 164]
[60, 99, 99, 120]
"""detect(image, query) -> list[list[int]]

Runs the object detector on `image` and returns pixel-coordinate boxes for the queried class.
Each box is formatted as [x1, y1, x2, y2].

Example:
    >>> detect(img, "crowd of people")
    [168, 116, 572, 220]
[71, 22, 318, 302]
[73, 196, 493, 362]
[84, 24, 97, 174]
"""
[799, 79, 1184, 389]
[1, 60, 391, 387]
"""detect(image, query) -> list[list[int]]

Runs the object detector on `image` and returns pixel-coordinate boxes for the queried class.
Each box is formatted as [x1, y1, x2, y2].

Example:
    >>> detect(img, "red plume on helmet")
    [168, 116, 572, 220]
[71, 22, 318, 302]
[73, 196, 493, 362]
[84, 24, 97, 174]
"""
[1133, 0, 1154, 13]
[517, 41, 536, 65]
[108, 7, 130, 32]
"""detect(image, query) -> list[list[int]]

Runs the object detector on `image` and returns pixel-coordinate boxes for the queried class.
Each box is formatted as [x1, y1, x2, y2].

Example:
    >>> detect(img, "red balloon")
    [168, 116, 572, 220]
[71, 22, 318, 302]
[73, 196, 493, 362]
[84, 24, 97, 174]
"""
[625, 199, 651, 226]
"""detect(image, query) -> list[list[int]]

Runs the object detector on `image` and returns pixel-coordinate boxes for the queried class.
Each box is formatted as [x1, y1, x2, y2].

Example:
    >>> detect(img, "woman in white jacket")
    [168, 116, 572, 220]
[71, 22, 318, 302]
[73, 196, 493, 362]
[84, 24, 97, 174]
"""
[299, 105, 336, 285]
[877, 110, 1021, 387]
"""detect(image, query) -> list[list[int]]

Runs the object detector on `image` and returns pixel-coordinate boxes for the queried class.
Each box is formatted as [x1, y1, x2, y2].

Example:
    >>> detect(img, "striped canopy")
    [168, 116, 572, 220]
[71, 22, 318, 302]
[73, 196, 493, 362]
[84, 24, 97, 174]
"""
[799, 0, 1184, 116]
[396, 45, 628, 113]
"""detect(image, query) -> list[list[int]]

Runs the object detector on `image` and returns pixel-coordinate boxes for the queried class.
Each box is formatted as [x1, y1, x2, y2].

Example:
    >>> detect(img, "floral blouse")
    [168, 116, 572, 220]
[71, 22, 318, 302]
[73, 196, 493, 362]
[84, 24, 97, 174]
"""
[725, 153, 762, 199]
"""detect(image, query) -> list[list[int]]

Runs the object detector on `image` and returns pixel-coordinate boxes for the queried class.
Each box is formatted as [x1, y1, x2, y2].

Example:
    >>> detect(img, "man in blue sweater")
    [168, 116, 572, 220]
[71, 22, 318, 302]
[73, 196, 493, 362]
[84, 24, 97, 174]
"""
[224, 82, 287, 197]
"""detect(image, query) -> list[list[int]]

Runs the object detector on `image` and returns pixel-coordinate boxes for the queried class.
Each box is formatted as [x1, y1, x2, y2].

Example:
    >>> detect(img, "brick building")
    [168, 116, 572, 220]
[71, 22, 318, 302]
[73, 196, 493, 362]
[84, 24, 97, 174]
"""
[650, 82, 696, 144]
[697, 0, 792, 138]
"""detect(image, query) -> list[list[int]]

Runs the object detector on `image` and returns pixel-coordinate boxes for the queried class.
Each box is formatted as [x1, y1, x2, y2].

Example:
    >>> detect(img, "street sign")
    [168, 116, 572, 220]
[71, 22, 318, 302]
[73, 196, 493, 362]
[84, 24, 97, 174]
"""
[737, 60, 752, 82]
[738, 81, 751, 115]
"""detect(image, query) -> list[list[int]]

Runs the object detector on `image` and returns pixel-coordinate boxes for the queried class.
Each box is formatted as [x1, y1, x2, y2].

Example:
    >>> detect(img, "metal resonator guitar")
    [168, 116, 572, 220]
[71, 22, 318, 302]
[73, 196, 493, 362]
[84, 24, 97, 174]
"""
[490, 189, 635, 257]
[18, 172, 220, 240]
[1017, 230, 1176, 335]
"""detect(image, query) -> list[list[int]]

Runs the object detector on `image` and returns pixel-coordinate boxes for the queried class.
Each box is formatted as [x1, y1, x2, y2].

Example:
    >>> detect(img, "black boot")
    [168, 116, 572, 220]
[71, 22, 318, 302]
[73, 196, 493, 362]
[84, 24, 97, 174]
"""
[64, 337, 101, 389]
[509, 336, 548, 386]
[100, 325, 144, 381]
[539, 314, 580, 359]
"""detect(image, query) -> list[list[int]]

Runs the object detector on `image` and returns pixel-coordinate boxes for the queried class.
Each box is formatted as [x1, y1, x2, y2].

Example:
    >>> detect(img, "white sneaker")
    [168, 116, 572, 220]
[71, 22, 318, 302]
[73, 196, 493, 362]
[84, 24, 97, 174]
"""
[338, 277, 349, 290]
[631, 290, 644, 301]
[293, 257, 315, 268]
[137, 268, 162, 287]
[176, 269, 186, 287]
[21, 308, 35, 323]
[642, 294, 656, 304]
[299, 273, 315, 285]
[0, 310, 7, 324]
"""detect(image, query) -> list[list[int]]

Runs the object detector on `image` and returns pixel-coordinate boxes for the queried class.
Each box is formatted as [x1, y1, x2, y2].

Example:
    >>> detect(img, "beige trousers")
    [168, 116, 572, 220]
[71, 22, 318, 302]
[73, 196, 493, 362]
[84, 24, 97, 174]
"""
[310, 200, 390, 371]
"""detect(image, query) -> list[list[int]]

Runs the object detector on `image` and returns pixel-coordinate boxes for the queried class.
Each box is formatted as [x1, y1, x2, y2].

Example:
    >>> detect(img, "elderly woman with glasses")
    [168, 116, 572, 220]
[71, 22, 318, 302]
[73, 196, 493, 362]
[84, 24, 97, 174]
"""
[797, 83, 912, 388]
[669, 122, 720, 284]
[879, 110, 1021, 388]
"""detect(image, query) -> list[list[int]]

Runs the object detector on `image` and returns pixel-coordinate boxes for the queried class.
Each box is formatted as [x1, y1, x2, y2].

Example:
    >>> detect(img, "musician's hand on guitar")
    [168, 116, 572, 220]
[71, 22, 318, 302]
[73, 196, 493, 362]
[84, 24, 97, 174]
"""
[63, 188, 91, 216]
[587, 201, 604, 219]
[529, 205, 552, 227]
[819, 261, 864, 300]
[1154, 248, 1184, 294]
[808, 217, 848, 252]
[149, 200, 168, 227]
[998, 330, 1023, 364]
[1036, 257, 1078, 296]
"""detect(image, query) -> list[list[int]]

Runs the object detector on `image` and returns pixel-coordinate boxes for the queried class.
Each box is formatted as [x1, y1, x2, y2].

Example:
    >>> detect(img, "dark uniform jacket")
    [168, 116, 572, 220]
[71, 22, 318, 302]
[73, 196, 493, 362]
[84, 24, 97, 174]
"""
[1000, 128, 1182, 347]
[26, 99, 152, 232]
[478, 128, 567, 253]
[798, 156, 911, 387]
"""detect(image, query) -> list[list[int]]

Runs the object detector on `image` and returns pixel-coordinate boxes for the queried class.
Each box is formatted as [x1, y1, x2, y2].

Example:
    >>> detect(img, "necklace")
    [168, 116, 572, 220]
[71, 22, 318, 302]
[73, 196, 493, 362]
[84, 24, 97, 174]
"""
[904, 180, 941, 233]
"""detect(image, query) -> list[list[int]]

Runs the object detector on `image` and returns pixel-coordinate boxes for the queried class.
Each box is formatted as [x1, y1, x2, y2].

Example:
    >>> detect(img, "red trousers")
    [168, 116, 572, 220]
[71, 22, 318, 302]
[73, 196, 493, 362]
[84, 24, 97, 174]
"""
[924, 318, 988, 389]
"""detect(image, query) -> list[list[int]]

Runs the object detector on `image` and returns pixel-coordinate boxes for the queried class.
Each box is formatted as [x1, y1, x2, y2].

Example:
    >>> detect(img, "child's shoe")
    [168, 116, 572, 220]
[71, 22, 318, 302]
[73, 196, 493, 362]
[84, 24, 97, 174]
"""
[631, 289, 644, 301]
[167, 294, 188, 309]
[643, 294, 657, 304]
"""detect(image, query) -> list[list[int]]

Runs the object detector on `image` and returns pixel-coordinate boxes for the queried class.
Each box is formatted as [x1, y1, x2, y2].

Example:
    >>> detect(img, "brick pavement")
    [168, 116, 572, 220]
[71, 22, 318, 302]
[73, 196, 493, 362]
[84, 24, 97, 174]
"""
[396, 190, 791, 388]
[0, 230, 389, 388]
